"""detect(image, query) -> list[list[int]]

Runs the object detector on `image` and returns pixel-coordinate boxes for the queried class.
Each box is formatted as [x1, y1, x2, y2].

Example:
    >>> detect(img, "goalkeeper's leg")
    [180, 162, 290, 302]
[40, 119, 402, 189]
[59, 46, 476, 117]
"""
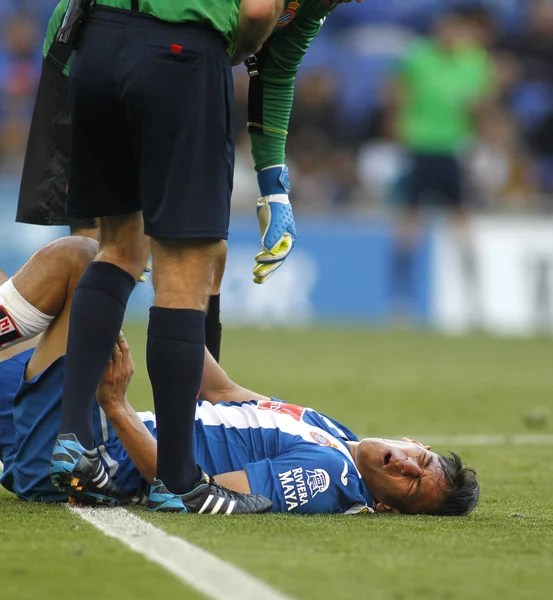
[205, 241, 227, 364]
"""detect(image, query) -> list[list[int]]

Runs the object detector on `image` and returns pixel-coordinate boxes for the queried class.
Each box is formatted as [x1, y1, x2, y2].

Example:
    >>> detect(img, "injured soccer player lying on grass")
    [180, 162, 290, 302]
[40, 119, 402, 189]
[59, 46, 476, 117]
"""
[0, 237, 480, 516]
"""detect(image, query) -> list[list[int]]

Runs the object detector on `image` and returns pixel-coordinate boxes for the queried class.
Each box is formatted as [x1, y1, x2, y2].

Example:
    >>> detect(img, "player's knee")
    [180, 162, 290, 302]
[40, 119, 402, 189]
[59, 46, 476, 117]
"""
[67, 236, 100, 277]
[32, 236, 98, 280]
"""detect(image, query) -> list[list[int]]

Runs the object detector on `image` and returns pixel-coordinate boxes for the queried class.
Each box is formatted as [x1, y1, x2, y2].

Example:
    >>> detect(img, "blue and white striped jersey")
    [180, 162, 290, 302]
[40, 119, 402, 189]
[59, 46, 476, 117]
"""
[0, 353, 374, 514]
[111, 400, 374, 514]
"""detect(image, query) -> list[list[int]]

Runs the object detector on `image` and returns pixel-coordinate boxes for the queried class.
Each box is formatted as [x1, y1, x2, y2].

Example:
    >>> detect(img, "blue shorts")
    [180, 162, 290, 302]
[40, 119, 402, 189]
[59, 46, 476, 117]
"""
[0, 353, 149, 501]
[66, 7, 234, 240]
[0, 350, 33, 463]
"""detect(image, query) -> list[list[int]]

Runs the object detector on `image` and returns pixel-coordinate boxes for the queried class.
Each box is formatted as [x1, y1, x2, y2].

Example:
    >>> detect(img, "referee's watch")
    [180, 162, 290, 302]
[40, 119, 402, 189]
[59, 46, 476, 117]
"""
[245, 55, 259, 78]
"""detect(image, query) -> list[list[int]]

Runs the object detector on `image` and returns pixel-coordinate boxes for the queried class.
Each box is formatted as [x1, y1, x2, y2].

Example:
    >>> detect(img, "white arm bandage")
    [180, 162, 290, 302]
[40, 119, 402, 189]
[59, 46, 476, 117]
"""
[0, 279, 54, 351]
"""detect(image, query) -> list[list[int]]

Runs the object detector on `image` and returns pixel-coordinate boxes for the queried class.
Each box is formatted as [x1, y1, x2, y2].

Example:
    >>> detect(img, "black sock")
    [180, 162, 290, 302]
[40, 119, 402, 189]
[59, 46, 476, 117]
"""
[59, 261, 136, 448]
[147, 307, 205, 494]
[205, 294, 222, 363]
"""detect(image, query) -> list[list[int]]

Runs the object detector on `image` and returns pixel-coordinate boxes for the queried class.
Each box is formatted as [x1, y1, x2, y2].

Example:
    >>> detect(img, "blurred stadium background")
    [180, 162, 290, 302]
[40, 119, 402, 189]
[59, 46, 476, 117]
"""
[1, 0, 553, 336]
[2, 6, 553, 598]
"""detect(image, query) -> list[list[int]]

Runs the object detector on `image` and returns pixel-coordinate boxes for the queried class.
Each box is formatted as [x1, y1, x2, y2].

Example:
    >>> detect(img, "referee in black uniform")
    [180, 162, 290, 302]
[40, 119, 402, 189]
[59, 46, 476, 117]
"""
[50, 0, 285, 513]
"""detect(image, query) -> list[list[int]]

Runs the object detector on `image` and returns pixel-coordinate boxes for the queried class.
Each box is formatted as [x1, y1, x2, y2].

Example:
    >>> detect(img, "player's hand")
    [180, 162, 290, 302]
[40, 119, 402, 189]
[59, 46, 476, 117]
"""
[254, 165, 296, 284]
[97, 332, 135, 409]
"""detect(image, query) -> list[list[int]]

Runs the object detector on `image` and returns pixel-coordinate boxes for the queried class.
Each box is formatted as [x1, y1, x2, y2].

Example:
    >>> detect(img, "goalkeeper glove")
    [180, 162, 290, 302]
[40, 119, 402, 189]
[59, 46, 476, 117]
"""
[254, 165, 297, 284]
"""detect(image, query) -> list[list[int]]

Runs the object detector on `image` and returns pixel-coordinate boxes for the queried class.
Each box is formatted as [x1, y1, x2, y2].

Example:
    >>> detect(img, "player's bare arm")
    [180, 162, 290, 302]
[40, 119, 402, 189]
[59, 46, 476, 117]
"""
[232, 0, 285, 66]
[200, 349, 270, 405]
[97, 336, 254, 494]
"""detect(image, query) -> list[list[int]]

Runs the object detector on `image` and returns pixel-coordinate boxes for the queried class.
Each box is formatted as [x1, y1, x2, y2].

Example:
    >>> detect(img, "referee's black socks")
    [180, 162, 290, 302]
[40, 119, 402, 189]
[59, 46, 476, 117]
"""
[205, 294, 222, 363]
[59, 261, 136, 449]
[147, 307, 204, 495]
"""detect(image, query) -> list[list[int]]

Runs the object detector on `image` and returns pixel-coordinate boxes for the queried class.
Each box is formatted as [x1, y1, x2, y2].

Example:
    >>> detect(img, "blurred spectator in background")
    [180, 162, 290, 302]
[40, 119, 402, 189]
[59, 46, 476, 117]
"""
[394, 8, 495, 211]
[0, 0, 550, 218]
[287, 70, 360, 211]
[357, 97, 406, 210]
[497, 0, 553, 206]
[288, 71, 352, 211]
[467, 103, 537, 212]
[0, 13, 40, 176]
[388, 8, 496, 320]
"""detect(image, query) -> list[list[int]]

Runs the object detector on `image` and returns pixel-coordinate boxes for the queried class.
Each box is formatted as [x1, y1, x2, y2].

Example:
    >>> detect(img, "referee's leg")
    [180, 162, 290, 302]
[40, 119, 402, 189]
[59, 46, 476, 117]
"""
[57, 212, 149, 448]
[147, 238, 223, 493]
[52, 13, 150, 499]
[123, 16, 236, 497]
[205, 241, 227, 364]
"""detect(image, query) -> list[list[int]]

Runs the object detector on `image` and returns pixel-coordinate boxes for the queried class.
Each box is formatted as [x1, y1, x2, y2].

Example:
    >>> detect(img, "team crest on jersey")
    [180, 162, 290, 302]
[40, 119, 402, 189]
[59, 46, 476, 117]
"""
[306, 469, 330, 497]
[310, 431, 331, 446]
[276, 1, 301, 28]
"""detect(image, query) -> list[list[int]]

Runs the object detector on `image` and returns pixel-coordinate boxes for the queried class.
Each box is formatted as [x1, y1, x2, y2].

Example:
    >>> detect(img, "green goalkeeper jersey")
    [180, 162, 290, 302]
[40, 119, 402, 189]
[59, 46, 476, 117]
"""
[43, 0, 240, 74]
[248, 0, 334, 171]
[43, 0, 70, 75]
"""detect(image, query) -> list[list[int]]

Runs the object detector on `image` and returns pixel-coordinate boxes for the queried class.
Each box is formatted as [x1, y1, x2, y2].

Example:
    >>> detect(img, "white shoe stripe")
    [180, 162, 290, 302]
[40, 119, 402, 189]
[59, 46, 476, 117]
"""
[92, 465, 106, 483]
[198, 494, 213, 514]
[225, 500, 236, 515]
[210, 497, 225, 514]
[96, 472, 109, 489]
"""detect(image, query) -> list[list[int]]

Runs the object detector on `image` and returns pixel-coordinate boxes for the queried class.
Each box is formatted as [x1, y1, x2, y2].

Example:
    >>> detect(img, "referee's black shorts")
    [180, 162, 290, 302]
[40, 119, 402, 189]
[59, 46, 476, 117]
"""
[16, 53, 97, 229]
[66, 7, 235, 240]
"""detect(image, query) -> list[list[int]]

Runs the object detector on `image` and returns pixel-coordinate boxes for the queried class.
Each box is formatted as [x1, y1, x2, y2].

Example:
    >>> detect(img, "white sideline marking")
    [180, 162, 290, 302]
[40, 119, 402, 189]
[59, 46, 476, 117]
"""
[67, 506, 292, 600]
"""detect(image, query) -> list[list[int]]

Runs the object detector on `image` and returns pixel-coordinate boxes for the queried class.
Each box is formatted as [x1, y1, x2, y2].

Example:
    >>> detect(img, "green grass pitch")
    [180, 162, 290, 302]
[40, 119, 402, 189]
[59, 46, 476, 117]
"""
[2, 327, 552, 600]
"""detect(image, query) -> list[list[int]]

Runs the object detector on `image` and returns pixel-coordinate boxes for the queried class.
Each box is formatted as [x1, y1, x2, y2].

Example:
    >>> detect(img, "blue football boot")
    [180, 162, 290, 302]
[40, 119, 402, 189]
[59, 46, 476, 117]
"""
[50, 433, 127, 506]
[147, 471, 272, 514]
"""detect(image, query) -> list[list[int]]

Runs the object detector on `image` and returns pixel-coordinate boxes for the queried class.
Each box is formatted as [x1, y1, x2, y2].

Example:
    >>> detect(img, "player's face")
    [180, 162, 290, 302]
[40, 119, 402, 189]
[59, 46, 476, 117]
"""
[354, 438, 448, 514]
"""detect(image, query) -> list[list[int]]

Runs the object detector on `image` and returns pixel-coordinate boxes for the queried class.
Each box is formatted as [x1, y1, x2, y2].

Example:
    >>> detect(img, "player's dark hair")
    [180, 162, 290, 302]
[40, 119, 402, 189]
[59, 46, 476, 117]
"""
[431, 452, 480, 517]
